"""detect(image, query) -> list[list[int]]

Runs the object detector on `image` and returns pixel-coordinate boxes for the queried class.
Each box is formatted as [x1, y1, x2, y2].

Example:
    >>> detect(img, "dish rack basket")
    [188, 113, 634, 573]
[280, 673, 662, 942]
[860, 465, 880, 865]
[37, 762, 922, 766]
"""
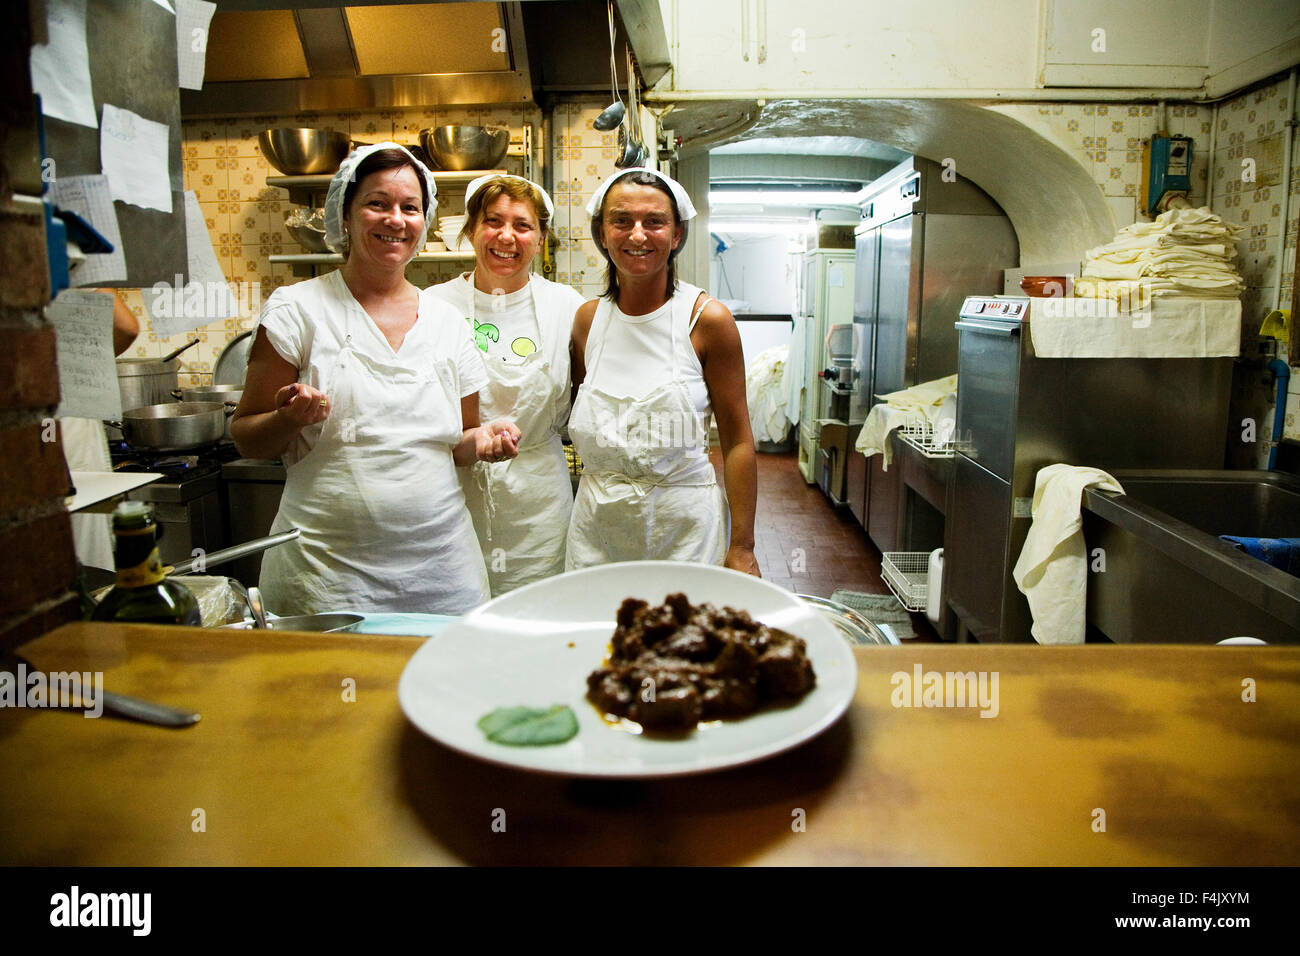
[880, 552, 930, 612]
[896, 421, 955, 459]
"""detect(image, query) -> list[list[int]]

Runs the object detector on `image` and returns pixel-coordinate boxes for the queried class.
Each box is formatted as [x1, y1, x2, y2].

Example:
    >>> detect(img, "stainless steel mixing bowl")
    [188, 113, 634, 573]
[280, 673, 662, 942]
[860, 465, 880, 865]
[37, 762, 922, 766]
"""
[418, 125, 510, 171]
[258, 128, 350, 176]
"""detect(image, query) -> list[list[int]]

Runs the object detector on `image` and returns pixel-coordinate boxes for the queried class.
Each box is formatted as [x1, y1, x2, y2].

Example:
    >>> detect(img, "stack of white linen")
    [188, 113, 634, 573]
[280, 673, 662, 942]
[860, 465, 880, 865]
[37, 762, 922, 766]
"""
[745, 345, 792, 444]
[1073, 206, 1244, 306]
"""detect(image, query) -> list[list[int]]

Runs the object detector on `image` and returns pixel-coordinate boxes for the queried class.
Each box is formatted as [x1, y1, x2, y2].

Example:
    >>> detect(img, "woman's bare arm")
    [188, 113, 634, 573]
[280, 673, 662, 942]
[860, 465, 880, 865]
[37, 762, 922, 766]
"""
[569, 299, 597, 405]
[452, 392, 522, 466]
[229, 328, 328, 460]
[693, 296, 760, 577]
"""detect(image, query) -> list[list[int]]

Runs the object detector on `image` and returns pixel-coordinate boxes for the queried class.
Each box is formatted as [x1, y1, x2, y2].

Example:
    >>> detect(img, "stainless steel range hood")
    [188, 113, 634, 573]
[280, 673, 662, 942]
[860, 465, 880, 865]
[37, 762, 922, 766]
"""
[181, 0, 671, 117]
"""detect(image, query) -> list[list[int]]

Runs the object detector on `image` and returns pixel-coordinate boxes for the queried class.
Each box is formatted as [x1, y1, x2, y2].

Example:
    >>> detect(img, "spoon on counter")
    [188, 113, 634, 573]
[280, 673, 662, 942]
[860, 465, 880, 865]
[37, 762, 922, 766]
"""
[2, 654, 201, 728]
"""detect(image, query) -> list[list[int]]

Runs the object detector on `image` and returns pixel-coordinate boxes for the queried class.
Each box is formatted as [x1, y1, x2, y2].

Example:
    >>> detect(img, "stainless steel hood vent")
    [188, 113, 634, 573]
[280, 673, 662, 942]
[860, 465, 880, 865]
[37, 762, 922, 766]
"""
[184, 1, 530, 116]
[181, 0, 670, 118]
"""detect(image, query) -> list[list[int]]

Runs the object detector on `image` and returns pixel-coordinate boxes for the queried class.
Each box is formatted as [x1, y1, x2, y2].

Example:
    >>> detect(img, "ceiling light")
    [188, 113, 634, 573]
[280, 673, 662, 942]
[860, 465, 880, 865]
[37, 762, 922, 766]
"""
[709, 190, 863, 208]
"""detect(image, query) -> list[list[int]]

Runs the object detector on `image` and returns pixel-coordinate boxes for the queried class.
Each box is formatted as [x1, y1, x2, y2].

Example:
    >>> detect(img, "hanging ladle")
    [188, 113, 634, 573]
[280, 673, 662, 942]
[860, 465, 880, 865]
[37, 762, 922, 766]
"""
[616, 47, 646, 168]
[593, 0, 625, 132]
[159, 337, 201, 364]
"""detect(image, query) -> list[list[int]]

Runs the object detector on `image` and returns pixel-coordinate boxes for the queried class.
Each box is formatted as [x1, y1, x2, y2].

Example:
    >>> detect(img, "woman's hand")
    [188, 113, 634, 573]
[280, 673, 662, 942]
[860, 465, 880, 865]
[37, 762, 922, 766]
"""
[476, 419, 521, 462]
[724, 545, 761, 577]
[274, 382, 331, 428]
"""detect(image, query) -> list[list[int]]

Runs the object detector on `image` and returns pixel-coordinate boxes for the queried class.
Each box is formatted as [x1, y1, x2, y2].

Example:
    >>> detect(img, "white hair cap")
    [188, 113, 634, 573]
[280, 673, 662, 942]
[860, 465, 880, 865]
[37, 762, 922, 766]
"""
[585, 167, 697, 221]
[324, 141, 437, 254]
[464, 174, 555, 220]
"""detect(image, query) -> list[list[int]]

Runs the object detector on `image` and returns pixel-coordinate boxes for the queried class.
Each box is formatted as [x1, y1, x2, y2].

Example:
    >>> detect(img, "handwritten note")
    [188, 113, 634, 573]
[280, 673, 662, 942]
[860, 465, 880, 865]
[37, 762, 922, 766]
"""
[48, 290, 122, 421]
[101, 104, 172, 214]
[176, 0, 216, 90]
[29, 0, 98, 128]
[50, 175, 127, 286]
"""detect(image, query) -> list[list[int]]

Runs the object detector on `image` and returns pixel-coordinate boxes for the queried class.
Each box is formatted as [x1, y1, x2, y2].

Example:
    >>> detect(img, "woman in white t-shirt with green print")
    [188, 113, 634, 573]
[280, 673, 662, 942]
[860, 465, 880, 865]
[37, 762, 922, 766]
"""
[426, 175, 584, 595]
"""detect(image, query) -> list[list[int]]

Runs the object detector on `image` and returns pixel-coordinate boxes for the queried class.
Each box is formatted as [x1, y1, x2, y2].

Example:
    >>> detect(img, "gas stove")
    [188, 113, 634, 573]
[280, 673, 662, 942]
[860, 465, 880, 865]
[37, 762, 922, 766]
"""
[108, 440, 241, 482]
[110, 441, 237, 564]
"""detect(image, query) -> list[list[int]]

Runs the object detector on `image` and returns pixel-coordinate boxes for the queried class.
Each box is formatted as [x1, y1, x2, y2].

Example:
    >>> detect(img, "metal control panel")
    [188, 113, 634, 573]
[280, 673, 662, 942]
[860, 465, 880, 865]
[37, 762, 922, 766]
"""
[959, 296, 1028, 321]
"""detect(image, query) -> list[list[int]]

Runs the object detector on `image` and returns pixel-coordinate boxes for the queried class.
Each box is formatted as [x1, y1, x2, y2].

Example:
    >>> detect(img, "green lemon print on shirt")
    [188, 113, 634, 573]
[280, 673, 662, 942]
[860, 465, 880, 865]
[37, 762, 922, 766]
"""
[467, 315, 499, 353]
[511, 337, 537, 357]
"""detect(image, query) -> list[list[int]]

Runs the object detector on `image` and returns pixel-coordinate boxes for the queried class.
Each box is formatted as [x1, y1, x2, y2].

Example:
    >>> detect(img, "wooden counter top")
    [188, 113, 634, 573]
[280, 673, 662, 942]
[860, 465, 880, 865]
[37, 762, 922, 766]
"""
[2, 622, 1297, 866]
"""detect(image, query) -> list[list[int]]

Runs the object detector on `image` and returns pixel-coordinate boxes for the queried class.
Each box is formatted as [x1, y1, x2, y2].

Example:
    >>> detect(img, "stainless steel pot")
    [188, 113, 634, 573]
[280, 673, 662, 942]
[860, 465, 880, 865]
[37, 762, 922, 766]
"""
[173, 384, 243, 404]
[110, 402, 231, 451]
[171, 385, 244, 438]
[116, 357, 180, 410]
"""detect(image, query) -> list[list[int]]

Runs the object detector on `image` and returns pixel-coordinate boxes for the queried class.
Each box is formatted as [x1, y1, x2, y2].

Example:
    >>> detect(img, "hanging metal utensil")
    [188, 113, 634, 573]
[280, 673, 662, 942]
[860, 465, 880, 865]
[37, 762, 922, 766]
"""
[593, 0, 625, 132]
[616, 47, 643, 168]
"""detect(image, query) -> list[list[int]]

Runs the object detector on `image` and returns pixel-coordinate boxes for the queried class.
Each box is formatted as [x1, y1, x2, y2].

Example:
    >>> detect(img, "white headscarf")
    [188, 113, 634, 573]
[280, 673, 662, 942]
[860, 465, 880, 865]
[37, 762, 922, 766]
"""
[324, 141, 438, 254]
[464, 173, 555, 220]
[585, 167, 698, 221]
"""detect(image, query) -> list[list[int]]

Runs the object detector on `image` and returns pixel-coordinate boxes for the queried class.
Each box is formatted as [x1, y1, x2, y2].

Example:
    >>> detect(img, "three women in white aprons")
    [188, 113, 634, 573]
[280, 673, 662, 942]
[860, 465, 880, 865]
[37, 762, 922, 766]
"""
[426, 175, 583, 595]
[231, 143, 520, 616]
[567, 169, 760, 576]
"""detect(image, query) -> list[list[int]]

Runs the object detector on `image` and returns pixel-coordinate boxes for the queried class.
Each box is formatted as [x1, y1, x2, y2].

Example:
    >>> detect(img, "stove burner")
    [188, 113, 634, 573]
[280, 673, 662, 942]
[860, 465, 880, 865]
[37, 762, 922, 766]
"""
[109, 440, 241, 480]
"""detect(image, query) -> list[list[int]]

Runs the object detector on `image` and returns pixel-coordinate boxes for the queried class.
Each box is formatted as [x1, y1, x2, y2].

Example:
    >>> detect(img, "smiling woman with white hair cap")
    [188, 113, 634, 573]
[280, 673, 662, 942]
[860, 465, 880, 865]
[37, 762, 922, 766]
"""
[231, 142, 519, 615]
[567, 167, 759, 576]
[425, 173, 583, 594]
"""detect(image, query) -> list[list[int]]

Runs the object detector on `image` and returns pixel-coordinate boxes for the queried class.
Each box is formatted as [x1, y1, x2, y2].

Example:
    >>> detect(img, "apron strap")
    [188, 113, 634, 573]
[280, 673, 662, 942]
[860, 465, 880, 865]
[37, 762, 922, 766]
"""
[688, 292, 712, 332]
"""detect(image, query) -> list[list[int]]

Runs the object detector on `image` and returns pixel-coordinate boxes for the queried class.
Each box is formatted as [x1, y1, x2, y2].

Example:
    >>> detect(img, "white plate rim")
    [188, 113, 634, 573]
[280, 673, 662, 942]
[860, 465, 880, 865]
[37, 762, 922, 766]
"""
[397, 561, 859, 779]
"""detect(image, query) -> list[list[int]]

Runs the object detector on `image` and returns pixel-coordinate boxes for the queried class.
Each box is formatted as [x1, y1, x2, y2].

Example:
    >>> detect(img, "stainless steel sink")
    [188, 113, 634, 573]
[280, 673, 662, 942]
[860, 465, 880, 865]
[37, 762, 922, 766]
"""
[1082, 470, 1300, 644]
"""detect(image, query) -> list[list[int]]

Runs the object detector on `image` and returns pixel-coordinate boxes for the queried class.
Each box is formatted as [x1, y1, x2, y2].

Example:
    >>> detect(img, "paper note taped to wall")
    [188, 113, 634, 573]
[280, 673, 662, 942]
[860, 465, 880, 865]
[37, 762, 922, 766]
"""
[29, 0, 98, 128]
[175, 0, 216, 91]
[50, 175, 127, 286]
[145, 192, 239, 337]
[101, 104, 173, 214]
[49, 290, 122, 421]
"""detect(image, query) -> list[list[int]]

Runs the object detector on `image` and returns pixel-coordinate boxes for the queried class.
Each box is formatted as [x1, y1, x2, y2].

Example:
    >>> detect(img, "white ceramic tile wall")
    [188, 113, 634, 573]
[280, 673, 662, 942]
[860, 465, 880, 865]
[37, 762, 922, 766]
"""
[548, 99, 632, 303]
[992, 102, 1212, 232]
[1207, 76, 1299, 453]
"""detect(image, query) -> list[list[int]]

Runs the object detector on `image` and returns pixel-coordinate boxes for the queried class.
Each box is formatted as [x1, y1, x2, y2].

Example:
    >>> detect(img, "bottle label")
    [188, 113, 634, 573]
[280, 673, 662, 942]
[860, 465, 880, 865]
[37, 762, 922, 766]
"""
[115, 547, 166, 588]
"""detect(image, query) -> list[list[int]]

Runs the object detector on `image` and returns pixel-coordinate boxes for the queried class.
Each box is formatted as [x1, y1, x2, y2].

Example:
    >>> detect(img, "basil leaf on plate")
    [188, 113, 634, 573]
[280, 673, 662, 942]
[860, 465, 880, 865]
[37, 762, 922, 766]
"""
[477, 705, 579, 746]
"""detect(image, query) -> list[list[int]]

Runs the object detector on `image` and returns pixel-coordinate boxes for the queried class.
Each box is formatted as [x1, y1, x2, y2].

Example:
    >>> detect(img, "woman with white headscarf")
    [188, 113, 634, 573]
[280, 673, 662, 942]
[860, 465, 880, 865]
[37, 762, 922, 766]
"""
[568, 168, 760, 576]
[426, 175, 583, 595]
[231, 143, 519, 615]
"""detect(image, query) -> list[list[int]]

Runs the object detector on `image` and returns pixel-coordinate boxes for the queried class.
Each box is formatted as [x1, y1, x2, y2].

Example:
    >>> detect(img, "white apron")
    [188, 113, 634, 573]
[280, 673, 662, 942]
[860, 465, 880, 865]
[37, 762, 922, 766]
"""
[456, 275, 574, 594]
[259, 294, 489, 616]
[566, 283, 728, 569]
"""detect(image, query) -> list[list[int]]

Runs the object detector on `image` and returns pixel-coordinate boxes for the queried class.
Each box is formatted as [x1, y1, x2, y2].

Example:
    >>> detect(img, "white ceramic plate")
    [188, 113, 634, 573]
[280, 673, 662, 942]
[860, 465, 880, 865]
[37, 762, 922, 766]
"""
[397, 561, 858, 778]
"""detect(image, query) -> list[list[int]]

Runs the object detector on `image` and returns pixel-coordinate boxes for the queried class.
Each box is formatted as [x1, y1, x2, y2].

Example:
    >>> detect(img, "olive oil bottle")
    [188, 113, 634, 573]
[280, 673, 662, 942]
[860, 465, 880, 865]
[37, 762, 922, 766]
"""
[91, 502, 202, 626]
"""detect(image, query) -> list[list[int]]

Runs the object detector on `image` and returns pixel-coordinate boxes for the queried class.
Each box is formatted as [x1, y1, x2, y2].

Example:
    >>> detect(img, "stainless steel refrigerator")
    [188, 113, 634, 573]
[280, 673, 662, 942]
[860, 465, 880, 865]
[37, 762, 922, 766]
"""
[846, 157, 1019, 547]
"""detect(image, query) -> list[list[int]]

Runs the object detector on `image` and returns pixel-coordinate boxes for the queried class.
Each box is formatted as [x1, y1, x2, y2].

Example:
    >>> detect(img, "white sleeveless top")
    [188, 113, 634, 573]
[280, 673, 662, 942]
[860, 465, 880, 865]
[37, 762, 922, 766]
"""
[586, 289, 711, 420]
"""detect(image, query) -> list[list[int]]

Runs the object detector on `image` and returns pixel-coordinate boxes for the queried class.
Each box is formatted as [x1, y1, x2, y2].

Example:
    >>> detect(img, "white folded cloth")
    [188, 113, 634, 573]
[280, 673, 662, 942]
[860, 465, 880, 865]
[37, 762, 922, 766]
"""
[1079, 206, 1245, 299]
[745, 345, 791, 444]
[1029, 296, 1241, 357]
[854, 374, 958, 469]
[1012, 464, 1125, 645]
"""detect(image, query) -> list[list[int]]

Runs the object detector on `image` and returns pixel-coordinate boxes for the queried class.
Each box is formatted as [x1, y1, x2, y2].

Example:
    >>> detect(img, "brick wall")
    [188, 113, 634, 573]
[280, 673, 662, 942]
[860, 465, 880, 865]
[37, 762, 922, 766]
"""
[0, 1, 80, 652]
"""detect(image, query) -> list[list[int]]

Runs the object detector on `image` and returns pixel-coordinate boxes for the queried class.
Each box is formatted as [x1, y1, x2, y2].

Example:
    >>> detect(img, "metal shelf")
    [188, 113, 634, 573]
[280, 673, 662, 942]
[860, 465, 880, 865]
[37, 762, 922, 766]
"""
[269, 250, 476, 277]
[266, 169, 507, 205]
[881, 552, 930, 612]
[896, 421, 956, 459]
